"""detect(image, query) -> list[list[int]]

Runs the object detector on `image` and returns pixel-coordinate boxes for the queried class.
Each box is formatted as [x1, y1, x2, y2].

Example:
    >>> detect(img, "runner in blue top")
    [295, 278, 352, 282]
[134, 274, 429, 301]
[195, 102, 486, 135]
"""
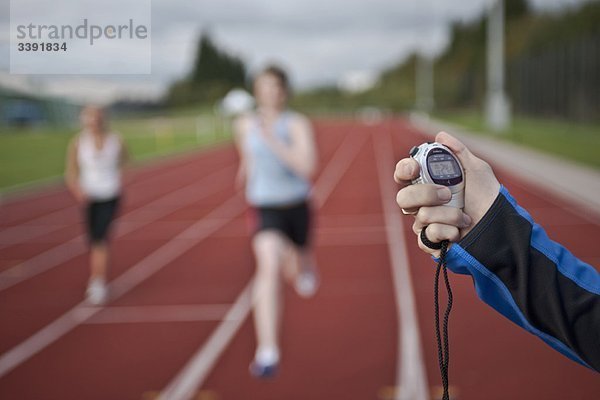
[394, 131, 600, 372]
[233, 65, 319, 378]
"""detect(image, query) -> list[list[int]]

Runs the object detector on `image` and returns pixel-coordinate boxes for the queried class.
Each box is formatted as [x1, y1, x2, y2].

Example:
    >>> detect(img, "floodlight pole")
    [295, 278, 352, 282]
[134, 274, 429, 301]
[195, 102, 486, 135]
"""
[416, 54, 434, 115]
[486, 0, 511, 132]
[415, 0, 436, 117]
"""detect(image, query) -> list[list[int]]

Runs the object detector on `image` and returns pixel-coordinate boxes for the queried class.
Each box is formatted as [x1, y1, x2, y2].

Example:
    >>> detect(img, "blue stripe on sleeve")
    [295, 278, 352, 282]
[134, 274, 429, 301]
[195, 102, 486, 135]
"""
[445, 244, 592, 369]
[500, 187, 600, 296]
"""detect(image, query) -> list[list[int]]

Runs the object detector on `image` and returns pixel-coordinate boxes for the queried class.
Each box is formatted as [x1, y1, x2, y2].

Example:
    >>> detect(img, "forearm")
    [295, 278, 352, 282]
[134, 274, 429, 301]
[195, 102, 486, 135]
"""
[266, 139, 315, 179]
[445, 186, 600, 371]
[65, 173, 83, 198]
[65, 139, 84, 200]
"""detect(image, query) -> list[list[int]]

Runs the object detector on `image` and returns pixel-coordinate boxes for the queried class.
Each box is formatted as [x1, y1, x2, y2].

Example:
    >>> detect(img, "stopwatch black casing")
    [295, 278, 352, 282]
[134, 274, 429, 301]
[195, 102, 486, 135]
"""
[409, 142, 465, 209]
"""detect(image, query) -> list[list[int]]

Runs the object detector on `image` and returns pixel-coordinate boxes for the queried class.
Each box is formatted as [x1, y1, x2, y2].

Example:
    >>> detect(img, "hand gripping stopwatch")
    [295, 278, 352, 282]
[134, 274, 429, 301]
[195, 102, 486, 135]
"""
[408, 141, 465, 400]
[409, 142, 465, 209]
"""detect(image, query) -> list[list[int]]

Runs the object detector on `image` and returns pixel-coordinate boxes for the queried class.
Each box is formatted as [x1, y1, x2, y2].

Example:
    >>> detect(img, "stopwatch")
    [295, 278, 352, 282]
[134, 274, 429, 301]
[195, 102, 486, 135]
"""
[409, 141, 463, 400]
[409, 142, 465, 209]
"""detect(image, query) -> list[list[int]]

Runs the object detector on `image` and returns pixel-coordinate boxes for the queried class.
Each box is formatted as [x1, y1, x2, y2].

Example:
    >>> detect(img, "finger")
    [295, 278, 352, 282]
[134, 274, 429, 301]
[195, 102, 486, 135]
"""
[412, 206, 472, 234]
[394, 158, 420, 184]
[435, 131, 475, 167]
[417, 235, 440, 257]
[416, 235, 453, 258]
[396, 184, 452, 210]
[418, 224, 461, 252]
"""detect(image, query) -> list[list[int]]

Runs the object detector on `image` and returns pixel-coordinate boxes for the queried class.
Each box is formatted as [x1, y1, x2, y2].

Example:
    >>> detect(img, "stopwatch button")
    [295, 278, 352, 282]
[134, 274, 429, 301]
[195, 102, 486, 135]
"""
[409, 146, 419, 157]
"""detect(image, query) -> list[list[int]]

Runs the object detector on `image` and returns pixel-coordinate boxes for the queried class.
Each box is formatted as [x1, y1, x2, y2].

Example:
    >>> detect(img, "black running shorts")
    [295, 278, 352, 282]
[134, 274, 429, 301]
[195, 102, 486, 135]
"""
[253, 201, 311, 248]
[86, 197, 120, 244]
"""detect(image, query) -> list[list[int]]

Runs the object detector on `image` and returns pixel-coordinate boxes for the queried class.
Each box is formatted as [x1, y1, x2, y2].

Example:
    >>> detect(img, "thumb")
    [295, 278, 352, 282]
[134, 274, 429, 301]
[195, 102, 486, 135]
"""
[435, 131, 475, 167]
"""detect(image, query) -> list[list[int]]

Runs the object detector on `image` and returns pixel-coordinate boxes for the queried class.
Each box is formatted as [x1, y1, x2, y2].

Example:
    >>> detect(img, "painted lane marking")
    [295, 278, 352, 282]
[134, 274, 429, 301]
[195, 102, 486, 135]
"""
[0, 165, 236, 293]
[0, 193, 245, 378]
[373, 129, 429, 400]
[160, 130, 370, 400]
[82, 304, 234, 324]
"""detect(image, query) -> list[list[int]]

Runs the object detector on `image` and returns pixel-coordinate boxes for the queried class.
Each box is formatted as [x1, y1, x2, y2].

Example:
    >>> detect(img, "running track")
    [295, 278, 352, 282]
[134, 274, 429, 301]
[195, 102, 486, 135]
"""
[0, 118, 598, 400]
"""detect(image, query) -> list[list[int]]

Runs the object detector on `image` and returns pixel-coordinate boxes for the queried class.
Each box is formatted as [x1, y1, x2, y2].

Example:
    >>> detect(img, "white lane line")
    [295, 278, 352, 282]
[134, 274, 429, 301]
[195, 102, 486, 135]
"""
[159, 283, 253, 400]
[312, 131, 370, 208]
[0, 150, 228, 246]
[317, 212, 384, 225]
[83, 304, 233, 324]
[373, 129, 429, 400]
[317, 230, 387, 247]
[212, 229, 387, 246]
[160, 130, 368, 400]
[0, 193, 246, 378]
[0, 225, 67, 247]
[0, 165, 236, 293]
[0, 210, 77, 247]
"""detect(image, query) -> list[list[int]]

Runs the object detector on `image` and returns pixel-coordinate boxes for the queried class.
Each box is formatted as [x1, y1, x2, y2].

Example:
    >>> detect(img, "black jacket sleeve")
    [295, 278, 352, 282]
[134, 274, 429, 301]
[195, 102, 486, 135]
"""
[443, 186, 600, 372]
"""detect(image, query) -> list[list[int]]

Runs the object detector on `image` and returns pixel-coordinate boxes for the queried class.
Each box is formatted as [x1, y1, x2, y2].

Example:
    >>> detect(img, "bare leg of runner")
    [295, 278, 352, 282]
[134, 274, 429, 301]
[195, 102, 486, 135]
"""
[86, 243, 109, 305]
[90, 243, 109, 281]
[287, 245, 319, 298]
[251, 230, 285, 373]
[281, 242, 299, 285]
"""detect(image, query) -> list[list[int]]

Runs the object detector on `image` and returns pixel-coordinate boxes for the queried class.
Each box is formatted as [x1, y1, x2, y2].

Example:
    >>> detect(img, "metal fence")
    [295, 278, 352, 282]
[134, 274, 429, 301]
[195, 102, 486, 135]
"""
[509, 34, 600, 122]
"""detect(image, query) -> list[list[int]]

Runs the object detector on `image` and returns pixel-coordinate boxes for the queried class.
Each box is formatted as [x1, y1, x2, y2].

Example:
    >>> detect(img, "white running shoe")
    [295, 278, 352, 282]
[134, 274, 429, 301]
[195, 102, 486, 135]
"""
[86, 279, 108, 306]
[249, 359, 278, 379]
[250, 346, 280, 379]
[295, 268, 320, 298]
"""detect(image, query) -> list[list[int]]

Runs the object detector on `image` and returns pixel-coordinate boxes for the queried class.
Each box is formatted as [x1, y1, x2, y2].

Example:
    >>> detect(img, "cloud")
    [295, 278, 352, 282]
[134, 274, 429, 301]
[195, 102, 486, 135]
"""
[147, 0, 492, 87]
[0, 0, 592, 96]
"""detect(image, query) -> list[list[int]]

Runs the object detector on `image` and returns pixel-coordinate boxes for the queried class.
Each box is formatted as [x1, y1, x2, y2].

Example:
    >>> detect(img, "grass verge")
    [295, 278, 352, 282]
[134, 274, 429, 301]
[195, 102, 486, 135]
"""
[0, 113, 232, 192]
[434, 111, 600, 169]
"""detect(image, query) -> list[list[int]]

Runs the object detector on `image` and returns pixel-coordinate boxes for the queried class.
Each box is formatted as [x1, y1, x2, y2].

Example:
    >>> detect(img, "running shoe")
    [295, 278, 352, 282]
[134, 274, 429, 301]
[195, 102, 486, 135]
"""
[249, 360, 278, 379]
[295, 268, 320, 298]
[86, 279, 108, 306]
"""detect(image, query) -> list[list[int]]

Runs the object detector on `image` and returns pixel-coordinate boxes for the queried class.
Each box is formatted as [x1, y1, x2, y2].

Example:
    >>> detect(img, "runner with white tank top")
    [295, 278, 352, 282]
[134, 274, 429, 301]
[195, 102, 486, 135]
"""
[65, 106, 128, 305]
[77, 130, 122, 201]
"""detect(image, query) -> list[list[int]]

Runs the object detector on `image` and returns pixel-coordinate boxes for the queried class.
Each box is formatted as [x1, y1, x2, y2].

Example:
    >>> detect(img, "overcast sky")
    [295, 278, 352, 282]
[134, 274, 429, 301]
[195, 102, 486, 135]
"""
[0, 0, 592, 96]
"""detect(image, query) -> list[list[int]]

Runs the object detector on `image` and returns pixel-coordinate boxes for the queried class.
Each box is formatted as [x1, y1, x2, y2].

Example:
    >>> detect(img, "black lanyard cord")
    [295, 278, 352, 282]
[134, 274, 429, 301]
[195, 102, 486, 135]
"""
[434, 240, 453, 400]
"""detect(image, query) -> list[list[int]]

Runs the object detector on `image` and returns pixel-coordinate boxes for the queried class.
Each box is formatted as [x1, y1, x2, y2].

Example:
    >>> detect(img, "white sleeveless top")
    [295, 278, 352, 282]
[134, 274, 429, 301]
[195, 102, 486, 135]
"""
[244, 111, 310, 207]
[77, 131, 122, 201]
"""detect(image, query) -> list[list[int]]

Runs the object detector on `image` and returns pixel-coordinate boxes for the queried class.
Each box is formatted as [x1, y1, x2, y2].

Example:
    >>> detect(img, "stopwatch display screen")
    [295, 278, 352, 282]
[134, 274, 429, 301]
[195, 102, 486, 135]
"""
[426, 149, 463, 186]
[430, 160, 457, 176]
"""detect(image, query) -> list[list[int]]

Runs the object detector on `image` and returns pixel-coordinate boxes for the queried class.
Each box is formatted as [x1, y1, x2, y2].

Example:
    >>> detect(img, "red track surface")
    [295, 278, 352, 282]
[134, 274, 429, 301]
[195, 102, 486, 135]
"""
[0, 119, 598, 400]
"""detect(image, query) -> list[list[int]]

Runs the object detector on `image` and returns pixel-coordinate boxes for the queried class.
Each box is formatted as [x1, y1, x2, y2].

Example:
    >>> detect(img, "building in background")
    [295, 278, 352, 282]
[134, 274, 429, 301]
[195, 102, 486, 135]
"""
[0, 73, 80, 128]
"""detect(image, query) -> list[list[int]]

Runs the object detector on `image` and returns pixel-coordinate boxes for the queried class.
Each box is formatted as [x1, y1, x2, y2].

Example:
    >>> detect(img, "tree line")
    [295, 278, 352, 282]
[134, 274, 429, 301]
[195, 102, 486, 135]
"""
[294, 0, 600, 121]
[167, 32, 246, 107]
